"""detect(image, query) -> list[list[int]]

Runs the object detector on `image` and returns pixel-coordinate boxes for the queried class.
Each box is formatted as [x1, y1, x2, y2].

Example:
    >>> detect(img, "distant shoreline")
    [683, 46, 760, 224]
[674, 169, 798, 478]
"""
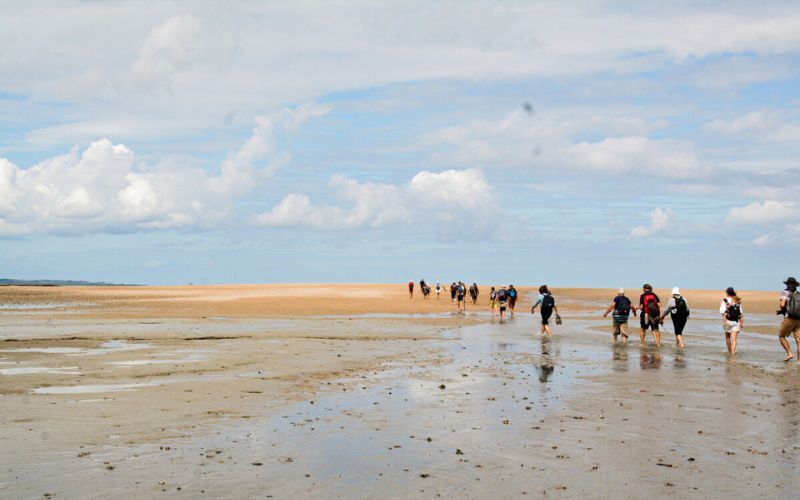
[0, 279, 138, 287]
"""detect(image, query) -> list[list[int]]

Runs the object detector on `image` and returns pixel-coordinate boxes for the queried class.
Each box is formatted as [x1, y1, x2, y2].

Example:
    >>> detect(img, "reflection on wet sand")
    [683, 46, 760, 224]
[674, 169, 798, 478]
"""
[539, 337, 555, 382]
[639, 350, 663, 370]
[612, 343, 629, 372]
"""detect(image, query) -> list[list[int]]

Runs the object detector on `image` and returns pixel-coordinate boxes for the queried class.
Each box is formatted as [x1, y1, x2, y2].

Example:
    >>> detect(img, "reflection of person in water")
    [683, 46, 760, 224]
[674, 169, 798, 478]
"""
[612, 343, 629, 372]
[639, 351, 662, 369]
[538, 337, 555, 382]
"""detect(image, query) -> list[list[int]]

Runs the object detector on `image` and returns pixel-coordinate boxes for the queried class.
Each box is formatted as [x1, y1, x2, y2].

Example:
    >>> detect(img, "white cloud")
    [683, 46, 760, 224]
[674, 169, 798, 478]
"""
[0, 104, 327, 236]
[254, 168, 494, 234]
[568, 137, 704, 179]
[726, 200, 795, 225]
[752, 234, 771, 246]
[630, 208, 672, 238]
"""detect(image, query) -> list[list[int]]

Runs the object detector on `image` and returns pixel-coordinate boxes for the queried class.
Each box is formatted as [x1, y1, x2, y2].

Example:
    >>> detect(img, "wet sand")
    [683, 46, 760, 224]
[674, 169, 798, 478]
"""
[1, 285, 798, 498]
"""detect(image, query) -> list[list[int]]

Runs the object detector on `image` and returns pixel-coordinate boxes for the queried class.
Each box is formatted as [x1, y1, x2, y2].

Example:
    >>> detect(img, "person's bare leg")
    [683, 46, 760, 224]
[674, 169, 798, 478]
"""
[653, 329, 661, 347]
[778, 335, 793, 361]
[640, 328, 646, 346]
[795, 334, 800, 360]
[725, 332, 732, 354]
[676, 334, 684, 349]
[731, 330, 738, 354]
[544, 324, 552, 336]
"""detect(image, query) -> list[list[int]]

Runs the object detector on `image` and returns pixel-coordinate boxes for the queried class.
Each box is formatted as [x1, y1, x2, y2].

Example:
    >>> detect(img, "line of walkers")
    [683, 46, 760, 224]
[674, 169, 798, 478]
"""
[601, 278, 800, 361]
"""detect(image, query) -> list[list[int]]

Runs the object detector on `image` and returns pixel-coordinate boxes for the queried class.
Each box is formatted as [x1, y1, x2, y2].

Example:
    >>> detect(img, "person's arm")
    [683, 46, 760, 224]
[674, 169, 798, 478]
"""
[603, 301, 615, 317]
[661, 298, 673, 319]
[739, 303, 744, 326]
[719, 299, 727, 316]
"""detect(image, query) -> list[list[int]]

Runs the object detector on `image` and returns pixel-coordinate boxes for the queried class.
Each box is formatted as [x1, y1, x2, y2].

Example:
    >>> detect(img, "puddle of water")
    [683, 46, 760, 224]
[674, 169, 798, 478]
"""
[0, 366, 81, 375]
[0, 302, 90, 310]
[32, 381, 163, 394]
[106, 354, 206, 366]
[0, 341, 153, 356]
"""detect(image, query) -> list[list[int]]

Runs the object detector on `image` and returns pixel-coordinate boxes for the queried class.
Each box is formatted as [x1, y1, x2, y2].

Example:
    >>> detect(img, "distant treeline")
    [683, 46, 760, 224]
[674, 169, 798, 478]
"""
[0, 279, 137, 286]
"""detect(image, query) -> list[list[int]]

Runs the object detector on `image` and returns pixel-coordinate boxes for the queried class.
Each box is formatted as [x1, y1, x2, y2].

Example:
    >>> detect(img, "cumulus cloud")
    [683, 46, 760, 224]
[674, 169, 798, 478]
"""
[254, 168, 495, 235]
[630, 208, 672, 238]
[0, 104, 328, 236]
[726, 200, 795, 225]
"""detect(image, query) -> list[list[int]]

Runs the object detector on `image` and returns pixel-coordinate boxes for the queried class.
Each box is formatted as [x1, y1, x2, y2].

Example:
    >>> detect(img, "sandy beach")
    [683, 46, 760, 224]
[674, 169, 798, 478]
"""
[1, 284, 798, 498]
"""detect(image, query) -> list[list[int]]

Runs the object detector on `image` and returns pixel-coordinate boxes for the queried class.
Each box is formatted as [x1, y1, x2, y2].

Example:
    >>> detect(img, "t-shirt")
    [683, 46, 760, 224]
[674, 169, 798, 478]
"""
[612, 295, 632, 322]
[719, 297, 744, 320]
[639, 292, 660, 317]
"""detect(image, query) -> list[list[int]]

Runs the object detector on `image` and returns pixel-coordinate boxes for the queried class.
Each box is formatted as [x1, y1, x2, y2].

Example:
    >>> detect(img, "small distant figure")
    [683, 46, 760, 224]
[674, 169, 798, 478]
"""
[408, 280, 414, 299]
[531, 285, 559, 336]
[720, 287, 743, 355]
[662, 287, 689, 349]
[450, 283, 457, 303]
[422, 282, 431, 299]
[508, 285, 518, 316]
[469, 283, 479, 305]
[638, 284, 662, 346]
[456, 281, 467, 312]
[489, 286, 498, 314]
[497, 285, 509, 321]
[603, 288, 632, 342]
[778, 277, 800, 362]
[435, 282, 442, 299]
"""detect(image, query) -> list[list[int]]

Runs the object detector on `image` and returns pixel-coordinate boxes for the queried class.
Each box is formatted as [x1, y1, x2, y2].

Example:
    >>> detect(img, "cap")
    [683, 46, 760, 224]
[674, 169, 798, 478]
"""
[784, 277, 799, 287]
[725, 286, 735, 295]
[618, 288, 625, 294]
[671, 287, 680, 295]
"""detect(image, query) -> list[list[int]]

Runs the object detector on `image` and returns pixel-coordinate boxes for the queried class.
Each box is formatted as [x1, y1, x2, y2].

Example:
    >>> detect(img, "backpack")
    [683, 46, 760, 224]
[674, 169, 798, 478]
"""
[786, 291, 800, 319]
[643, 293, 659, 318]
[673, 296, 689, 318]
[497, 289, 507, 301]
[542, 294, 555, 309]
[508, 288, 517, 299]
[457, 284, 465, 295]
[725, 299, 741, 322]
[490, 290, 497, 300]
[615, 296, 631, 316]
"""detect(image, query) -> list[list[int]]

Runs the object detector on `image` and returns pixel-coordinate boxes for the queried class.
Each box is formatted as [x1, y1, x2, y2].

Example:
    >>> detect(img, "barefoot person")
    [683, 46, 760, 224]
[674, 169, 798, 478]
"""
[456, 281, 467, 312]
[435, 282, 442, 299]
[497, 285, 509, 321]
[638, 284, 662, 346]
[469, 283, 479, 305]
[408, 280, 414, 299]
[603, 288, 632, 342]
[720, 286, 743, 355]
[661, 287, 689, 348]
[778, 277, 800, 362]
[531, 285, 559, 336]
[508, 285, 518, 317]
[489, 286, 498, 315]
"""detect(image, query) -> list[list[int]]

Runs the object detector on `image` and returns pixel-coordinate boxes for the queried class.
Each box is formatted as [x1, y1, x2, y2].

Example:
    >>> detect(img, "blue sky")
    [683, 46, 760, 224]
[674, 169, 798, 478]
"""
[1, 1, 799, 289]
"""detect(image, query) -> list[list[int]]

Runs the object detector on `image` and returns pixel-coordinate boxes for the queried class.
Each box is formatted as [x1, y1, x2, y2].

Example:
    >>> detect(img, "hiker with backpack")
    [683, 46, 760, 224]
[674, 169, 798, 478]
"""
[496, 285, 509, 321]
[661, 287, 689, 348]
[450, 283, 457, 303]
[720, 287, 744, 355]
[456, 281, 467, 312]
[469, 283, 479, 305]
[489, 286, 498, 315]
[435, 282, 442, 299]
[638, 284, 663, 346]
[603, 288, 633, 342]
[508, 285, 518, 316]
[777, 277, 800, 362]
[531, 285, 559, 336]
[408, 280, 414, 299]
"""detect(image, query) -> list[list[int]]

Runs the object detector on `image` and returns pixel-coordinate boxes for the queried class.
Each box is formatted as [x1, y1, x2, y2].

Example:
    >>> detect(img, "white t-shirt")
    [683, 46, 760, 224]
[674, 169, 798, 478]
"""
[719, 297, 743, 318]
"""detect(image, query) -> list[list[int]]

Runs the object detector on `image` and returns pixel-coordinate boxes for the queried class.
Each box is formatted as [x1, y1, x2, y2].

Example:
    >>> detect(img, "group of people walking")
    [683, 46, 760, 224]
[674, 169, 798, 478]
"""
[600, 278, 800, 361]
[407, 277, 800, 361]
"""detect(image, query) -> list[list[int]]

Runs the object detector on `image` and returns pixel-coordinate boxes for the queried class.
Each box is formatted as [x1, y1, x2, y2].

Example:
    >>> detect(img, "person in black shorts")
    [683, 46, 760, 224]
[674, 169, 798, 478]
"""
[638, 283, 662, 346]
[531, 285, 559, 336]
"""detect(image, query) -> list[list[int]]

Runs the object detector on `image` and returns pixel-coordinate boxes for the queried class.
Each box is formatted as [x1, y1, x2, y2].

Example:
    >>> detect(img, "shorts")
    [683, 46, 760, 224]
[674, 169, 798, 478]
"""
[541, 307, 553, 325]
[457, 294, 465, 301]
[671, 315, 687, 336]
[509, 297, 517, 308]
[723, 320, 741, 334]
[612, 320, 629, 336]
[779, 317, 800, 338]
[640, 314, 659, 331]
[498, 300, 508, 312]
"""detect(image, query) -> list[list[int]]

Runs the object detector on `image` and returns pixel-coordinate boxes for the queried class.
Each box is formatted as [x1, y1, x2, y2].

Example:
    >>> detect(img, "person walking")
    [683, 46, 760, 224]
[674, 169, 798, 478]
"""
[603, 288, 633, 342]
[489, 286, 498, 315]
[661, 287, 689, 348]
[450, 283, 457, 304]
[408, 280, 414, 299]
[456, 281, 467, 312]
[638, 284, 662, 346]
[777, 277, 800, 362]
[720, 286, 743, 355]
[497, 285, 509, 321]
[531, 285, 559, 336]
[435, 282, 442, 299]
[508, 285, 518, 317]
[469, 283, 479, 305]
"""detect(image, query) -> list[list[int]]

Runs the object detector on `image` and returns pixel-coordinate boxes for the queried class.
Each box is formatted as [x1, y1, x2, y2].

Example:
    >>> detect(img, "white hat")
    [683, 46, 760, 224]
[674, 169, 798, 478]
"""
[671, 287, 680, 295]
[618, 288, 624, 294]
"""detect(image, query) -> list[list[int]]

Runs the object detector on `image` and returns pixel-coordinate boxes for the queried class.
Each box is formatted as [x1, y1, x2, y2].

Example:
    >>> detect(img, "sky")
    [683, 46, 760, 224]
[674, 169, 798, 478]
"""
[1, 1, 799, 289]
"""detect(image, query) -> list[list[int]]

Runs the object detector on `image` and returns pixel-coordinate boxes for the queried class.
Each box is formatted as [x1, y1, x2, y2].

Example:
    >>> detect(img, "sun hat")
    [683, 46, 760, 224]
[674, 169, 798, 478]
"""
[671, 287, 680, 295]
[784, 277, 798, 287]
[618, 288, 624, 294]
